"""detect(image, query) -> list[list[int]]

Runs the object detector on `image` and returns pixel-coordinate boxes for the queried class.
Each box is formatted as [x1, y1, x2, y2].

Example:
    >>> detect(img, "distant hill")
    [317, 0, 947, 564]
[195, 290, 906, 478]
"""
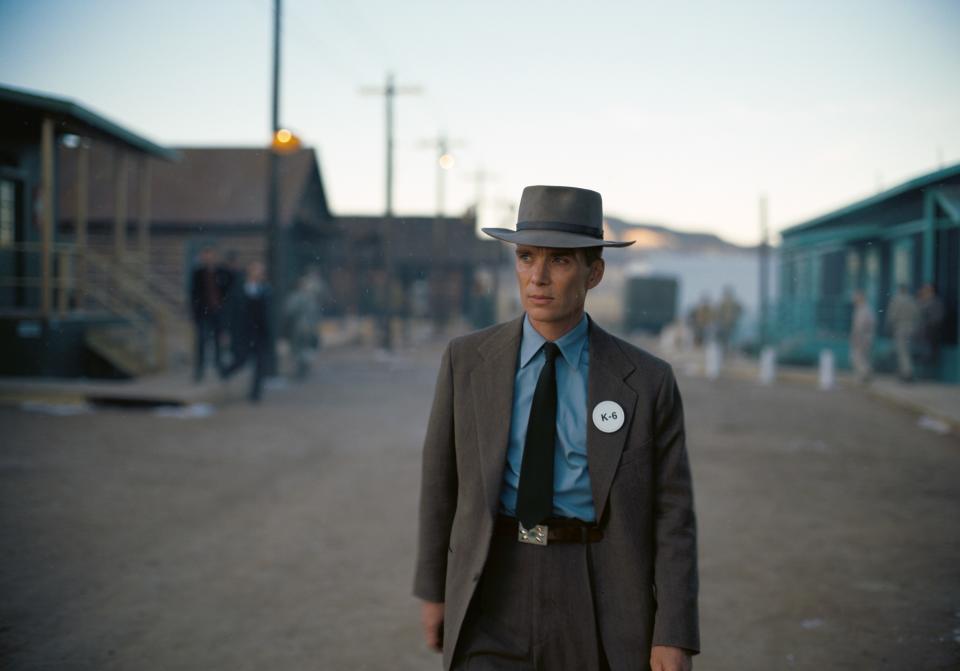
[603, 216, 749, 255]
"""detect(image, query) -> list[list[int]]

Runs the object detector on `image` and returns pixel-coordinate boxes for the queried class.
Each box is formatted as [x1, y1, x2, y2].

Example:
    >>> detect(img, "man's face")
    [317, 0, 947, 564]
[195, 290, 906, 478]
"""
[515, 245, 604, 330]
[247, 262, 265, 283]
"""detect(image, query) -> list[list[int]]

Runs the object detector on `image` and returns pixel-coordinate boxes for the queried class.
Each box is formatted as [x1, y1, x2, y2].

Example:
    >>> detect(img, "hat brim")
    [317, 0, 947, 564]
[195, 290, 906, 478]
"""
[481, 228, 634, 248]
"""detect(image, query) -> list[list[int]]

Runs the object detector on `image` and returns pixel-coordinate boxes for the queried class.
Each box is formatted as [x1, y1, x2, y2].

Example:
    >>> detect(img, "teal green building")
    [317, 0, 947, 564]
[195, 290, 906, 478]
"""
[777, 164, 960, 382]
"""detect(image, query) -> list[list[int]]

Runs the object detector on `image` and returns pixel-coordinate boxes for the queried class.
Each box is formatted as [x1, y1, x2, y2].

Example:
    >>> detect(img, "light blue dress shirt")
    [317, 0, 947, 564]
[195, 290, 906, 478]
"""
[499, 313, 596, 522]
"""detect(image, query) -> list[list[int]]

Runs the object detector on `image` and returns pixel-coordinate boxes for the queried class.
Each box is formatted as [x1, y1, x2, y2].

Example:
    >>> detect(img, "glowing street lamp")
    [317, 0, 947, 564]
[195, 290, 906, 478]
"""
[438, 153, 455, 170]
[272, 128, 301, 153]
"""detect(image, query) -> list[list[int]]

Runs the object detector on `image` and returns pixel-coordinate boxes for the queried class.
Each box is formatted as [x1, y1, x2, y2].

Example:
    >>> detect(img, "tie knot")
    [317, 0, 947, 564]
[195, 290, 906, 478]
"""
[542, 342, 560, 363]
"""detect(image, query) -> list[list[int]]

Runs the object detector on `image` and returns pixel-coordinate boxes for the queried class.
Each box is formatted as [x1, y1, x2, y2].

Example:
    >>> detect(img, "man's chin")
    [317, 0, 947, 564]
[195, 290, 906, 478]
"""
[524, 307, 559, 322]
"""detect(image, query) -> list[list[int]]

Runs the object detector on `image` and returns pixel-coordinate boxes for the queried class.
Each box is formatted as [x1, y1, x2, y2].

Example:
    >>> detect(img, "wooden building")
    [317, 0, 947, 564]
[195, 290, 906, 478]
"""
[0, 85, 176, 377]
[777, 163, 960, 382]
[58, 146, 334, 313]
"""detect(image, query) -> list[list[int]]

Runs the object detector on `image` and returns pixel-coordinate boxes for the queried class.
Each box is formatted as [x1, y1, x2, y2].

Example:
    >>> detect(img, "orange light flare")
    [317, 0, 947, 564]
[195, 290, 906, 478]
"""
[272, 128, 301, 153]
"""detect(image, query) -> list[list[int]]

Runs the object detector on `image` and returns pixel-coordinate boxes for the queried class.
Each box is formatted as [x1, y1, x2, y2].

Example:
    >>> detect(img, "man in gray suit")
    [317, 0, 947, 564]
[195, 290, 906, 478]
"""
[414, 186, 699, 671]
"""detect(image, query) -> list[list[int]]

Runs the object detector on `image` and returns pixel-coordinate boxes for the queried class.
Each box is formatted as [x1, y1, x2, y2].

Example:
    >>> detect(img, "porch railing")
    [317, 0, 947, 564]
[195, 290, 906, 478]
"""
[0, 242, 190, 372]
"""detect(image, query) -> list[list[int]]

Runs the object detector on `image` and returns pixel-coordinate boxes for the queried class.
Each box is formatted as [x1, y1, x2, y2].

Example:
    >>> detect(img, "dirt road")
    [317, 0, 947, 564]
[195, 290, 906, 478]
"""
[2, 345, 958, 670]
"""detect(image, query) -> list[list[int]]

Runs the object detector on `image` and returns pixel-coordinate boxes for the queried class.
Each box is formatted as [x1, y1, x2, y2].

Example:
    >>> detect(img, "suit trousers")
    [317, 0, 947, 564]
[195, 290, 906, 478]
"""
[193, 313, 224, 381]
[452, 533, 608, 671]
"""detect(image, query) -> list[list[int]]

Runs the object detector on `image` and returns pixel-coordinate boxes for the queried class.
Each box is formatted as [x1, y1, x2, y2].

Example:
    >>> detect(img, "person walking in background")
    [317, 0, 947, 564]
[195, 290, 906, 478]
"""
[917, 283, 944, 379]
[886, 284, 919, 383]
[189, 246, 232, 382]
[221, 250, 246, 368]
[222, 261, 272, 402]
[283, 269, 325, 380]
[849, 290, 876, 384]
[688, 294, 714, 347]
[716, 286, 743, 352]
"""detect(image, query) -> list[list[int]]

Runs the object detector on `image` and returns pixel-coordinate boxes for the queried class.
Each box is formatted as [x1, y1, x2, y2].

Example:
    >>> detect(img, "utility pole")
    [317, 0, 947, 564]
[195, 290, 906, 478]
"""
[758, 194, 769, 347]
[360, 73, 422, 350]
[263, 0, 284, 373]
[462, 167, 496, 327]
[464, 167, 496, 228]
[419, 132, 462, 332]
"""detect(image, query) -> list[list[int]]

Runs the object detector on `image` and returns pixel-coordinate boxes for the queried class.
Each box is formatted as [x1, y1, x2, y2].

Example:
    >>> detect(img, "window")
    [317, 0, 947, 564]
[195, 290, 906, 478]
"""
[892, 239, 912, 288]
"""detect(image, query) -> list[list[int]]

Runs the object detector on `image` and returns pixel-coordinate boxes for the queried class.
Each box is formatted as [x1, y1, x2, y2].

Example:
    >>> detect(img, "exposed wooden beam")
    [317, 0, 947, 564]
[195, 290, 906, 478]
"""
[138, 157, 151, 269]
[76, 141, 89, 306]
[114, 148, 128, 259]
[40, 116, 54, 316]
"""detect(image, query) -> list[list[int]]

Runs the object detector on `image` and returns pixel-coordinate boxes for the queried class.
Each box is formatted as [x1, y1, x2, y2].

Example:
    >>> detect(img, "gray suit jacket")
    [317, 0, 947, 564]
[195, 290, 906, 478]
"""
[414, 316, 699, 669]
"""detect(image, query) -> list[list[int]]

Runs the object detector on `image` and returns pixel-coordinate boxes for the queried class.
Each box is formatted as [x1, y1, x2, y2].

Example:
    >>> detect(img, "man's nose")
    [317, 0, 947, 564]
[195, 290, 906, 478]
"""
[530, 258, 549, 285]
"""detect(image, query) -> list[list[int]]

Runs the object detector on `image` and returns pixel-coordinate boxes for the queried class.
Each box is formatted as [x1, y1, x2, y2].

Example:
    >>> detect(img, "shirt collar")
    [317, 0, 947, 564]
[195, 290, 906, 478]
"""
[519, 313, 589, 369]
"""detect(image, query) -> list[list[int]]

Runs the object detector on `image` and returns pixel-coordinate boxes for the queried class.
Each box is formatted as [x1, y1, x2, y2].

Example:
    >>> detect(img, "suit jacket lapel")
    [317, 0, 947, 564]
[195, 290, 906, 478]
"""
[471, 316, 524, 521]
[587, 320, 637, 523]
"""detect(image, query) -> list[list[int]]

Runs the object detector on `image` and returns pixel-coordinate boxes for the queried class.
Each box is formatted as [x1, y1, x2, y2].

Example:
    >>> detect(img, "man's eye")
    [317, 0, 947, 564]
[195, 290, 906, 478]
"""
[552, 256, 570, 264]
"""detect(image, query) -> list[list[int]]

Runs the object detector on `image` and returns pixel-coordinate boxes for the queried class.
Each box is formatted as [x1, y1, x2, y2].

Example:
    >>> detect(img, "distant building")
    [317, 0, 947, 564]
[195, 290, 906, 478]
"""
[777, 164, 960, 382]
[329, 214, 503, 324]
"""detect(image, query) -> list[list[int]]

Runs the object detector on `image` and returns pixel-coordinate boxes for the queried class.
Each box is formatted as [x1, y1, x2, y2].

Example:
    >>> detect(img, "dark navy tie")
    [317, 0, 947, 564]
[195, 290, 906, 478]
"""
[516, 342, 560, 529]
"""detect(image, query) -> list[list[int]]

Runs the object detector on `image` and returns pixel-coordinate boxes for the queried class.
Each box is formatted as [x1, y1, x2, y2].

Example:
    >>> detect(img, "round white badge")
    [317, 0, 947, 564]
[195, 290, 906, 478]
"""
[592, 400, 625, 433]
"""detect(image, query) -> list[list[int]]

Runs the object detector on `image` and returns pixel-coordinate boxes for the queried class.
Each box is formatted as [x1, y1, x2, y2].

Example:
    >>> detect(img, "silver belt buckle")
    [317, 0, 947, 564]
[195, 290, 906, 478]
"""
[518, 522, 548, 546]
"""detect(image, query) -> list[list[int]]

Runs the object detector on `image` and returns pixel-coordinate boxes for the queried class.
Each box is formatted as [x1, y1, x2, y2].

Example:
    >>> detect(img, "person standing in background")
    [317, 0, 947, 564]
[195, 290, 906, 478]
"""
[849, 290, 876, 384]
[716, 287, 743, 352]
[886, 284, 919, 383]
[284, 269, 325, 380]
[917, 283, 944, 380]
[189, 246, 232, 382]
[221, 250, 246, 369]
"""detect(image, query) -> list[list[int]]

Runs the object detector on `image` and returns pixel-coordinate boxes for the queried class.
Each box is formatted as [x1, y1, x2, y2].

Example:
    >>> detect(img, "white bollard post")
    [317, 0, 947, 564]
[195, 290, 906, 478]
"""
[818, 349, 835, 390]
[759, 346, 776, 385]
[705, 340, 722, 380]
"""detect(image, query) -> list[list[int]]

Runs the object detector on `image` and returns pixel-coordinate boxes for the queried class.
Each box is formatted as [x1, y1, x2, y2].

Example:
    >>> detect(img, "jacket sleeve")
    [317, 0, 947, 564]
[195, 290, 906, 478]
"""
[651, 365, 700, 653]
[413, 343, 459, 603]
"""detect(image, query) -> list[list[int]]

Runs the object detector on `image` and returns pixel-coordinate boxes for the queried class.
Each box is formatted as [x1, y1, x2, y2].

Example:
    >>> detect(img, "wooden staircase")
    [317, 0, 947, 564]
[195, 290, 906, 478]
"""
[80, 248, 194, 376]
[1, 242, 194, 378]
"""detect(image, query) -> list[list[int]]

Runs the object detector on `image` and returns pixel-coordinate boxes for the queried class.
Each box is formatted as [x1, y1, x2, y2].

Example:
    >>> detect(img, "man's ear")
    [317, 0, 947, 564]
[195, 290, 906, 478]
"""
[586, 258, 605, 290]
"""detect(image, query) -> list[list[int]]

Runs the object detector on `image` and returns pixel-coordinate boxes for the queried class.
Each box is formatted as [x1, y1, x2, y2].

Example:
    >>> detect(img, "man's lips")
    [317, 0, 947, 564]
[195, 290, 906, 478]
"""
[528, 295, 553, 303]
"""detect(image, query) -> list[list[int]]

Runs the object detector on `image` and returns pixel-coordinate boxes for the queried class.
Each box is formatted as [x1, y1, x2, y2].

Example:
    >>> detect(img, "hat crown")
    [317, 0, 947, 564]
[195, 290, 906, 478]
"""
[480, 184, 632, 248]
[518, 185, 603, 234]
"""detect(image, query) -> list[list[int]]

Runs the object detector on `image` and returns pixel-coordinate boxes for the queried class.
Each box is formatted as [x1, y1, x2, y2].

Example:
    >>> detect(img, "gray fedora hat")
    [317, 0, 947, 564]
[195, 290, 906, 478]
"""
[482, 185, 634, 248]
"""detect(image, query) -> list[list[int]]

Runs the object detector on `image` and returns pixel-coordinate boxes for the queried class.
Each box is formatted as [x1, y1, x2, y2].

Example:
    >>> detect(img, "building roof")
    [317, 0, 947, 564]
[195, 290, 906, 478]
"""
[58, 146, 330, 229]
[933, 186, 960, 222]
[0, 84, 176, 160]
[781, 162, 960, 238]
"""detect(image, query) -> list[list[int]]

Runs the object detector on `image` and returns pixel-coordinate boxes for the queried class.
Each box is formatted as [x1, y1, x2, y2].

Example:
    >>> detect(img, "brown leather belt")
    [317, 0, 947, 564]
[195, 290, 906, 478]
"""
[494, 514, 603, 544]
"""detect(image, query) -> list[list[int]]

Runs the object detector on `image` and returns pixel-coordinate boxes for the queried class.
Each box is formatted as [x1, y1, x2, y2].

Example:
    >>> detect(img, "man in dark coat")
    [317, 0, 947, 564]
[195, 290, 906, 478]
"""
[415, 186, 699, 671]
[221, 260, 272, 402]
[221, 250, 247, 367]
[189, 246, 233, 382]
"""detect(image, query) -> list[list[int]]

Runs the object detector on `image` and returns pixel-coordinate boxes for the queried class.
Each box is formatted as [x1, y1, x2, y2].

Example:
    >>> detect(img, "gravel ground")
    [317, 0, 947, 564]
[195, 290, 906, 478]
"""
[1, 344, 958, 670]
